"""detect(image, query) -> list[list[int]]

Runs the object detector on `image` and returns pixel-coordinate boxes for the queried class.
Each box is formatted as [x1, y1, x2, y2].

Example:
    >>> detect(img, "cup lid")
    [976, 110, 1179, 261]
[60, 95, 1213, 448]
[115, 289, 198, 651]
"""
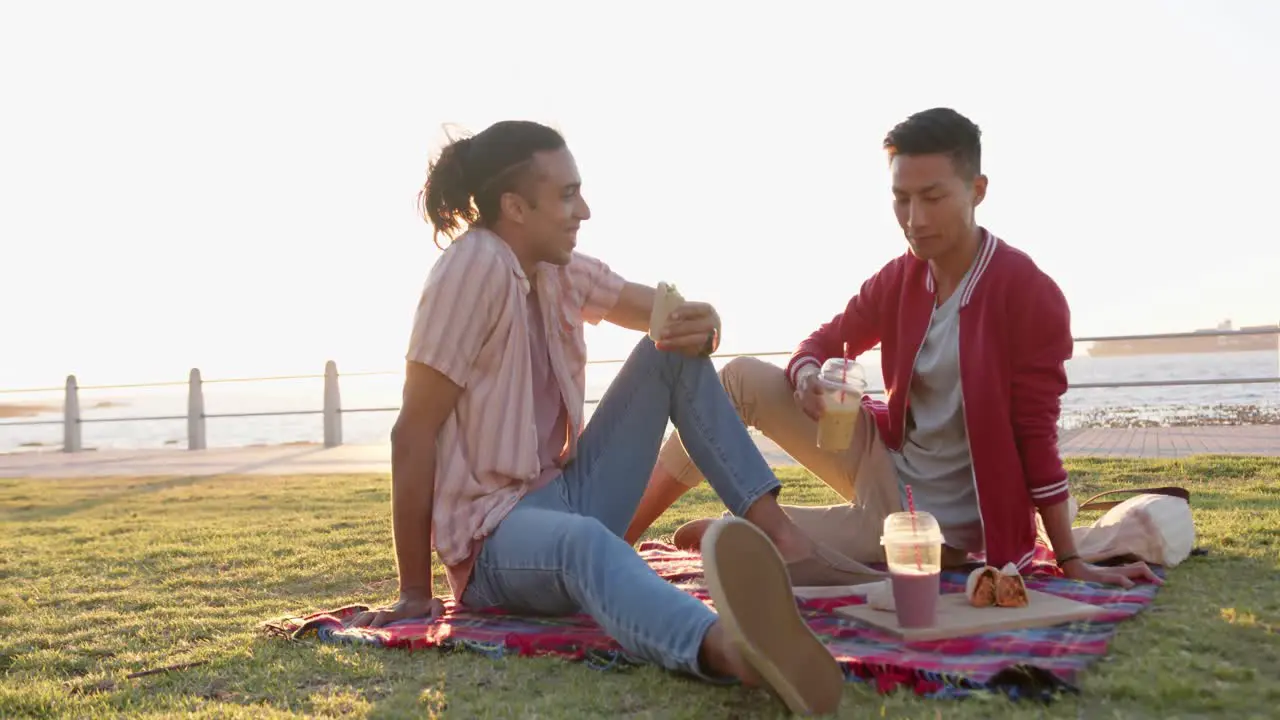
[880, 510, 944, 545]
[818, 358, 867, 391]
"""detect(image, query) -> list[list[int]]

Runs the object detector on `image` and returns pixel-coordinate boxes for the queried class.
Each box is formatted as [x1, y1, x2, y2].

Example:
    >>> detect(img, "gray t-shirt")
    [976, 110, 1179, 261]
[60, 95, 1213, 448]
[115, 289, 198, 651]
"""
[890, 263, 984, 551]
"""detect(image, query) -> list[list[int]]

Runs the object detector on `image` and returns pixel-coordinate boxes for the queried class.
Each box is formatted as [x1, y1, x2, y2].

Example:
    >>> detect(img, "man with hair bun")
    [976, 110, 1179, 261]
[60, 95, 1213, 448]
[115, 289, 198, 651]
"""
[629, 108, 1162, 591]
[347, 120, 860, 715]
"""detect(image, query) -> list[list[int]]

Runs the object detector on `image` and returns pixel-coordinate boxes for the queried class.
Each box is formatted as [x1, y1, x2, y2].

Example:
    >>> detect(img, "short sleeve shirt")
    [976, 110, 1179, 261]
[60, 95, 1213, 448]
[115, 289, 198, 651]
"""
[405, 228, 625, 598]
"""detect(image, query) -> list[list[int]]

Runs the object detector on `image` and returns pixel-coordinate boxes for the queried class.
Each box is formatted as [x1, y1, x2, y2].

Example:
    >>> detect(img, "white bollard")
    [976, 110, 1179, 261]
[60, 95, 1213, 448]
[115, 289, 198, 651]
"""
[63, 374, 81, 453]
[323, 360, 342, 448]
[188, 368, 207, 450]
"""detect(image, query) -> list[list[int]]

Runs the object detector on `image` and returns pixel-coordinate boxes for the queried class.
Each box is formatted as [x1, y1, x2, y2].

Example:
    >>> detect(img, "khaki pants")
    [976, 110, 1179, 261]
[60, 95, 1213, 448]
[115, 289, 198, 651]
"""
[656, 356, 913, 564]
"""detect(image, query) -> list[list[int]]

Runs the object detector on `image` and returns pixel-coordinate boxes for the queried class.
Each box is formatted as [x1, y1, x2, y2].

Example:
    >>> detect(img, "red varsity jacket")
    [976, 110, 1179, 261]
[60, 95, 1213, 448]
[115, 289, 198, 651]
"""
[785, 229, 1073, 570]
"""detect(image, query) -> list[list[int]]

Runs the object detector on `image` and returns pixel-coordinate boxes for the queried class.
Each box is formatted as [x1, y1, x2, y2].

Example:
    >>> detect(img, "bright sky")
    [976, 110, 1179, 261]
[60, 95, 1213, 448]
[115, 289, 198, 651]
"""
[3, 0, 1278, 389]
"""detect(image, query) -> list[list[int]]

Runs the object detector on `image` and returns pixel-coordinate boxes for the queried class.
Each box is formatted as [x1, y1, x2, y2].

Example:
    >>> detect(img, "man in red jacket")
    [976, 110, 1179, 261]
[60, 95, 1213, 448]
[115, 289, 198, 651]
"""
[626, 107, 1160, 589]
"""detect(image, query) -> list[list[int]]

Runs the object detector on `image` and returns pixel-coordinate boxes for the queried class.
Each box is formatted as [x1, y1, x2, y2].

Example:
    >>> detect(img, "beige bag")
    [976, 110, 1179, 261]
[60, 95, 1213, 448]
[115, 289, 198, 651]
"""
[1069, 487, 1196, 568]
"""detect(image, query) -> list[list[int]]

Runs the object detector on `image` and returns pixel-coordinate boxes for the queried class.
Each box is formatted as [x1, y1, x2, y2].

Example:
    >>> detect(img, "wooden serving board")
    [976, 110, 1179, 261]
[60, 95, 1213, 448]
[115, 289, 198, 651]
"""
[835, 589, 1105, 641]
[792, 581, 885, 600]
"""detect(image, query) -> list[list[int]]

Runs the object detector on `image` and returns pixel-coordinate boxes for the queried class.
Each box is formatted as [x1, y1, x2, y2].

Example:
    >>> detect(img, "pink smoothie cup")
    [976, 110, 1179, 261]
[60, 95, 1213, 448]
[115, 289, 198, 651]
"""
[880, 510, 944, 629]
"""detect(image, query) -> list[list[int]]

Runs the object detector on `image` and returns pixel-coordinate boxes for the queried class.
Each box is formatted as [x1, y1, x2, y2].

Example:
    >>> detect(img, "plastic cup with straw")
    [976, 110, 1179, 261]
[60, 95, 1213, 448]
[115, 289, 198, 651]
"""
[882, 484, 944, 628]
[815, 344, 864, 452]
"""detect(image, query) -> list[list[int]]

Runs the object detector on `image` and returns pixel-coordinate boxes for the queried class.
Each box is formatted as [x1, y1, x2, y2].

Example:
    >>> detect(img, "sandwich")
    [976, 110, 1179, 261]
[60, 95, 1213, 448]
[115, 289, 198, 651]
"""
[965, 562, 1029, 608]
[965, 566, 999, 608]
[648, 281, 686, 343]
[994, 563, 1030, 608]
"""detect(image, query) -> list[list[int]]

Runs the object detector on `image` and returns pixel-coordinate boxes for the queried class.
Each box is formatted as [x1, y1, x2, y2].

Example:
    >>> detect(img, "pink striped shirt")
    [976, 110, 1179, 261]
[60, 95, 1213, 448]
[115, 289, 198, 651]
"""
[405, 227, 626, 600]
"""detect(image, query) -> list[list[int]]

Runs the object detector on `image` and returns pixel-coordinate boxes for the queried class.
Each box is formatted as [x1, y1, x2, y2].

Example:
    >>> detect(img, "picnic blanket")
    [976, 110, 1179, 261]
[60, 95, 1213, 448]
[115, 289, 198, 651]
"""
[263, 542, 1163, 702]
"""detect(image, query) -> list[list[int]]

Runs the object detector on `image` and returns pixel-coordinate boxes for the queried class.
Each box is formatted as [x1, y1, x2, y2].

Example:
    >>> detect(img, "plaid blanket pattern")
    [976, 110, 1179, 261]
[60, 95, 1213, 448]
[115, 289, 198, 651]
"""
[263, 542, 1161, 701]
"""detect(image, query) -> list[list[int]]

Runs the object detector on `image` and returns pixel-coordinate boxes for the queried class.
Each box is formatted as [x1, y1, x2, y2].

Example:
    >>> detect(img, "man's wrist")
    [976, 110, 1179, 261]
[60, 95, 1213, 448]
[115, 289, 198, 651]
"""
[795, 364, 819, 390]
[1056, 553, 1083, 570]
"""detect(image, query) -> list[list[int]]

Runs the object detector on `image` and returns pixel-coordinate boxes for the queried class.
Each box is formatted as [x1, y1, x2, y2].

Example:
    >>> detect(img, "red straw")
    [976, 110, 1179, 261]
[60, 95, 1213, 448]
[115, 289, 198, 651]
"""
[839, 342, 850, 403]
[904, 484, 923, 571]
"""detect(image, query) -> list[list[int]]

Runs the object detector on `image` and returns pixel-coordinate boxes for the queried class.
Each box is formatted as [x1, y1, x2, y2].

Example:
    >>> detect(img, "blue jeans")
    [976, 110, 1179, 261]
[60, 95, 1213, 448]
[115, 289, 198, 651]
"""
[461, 337, 781, 678]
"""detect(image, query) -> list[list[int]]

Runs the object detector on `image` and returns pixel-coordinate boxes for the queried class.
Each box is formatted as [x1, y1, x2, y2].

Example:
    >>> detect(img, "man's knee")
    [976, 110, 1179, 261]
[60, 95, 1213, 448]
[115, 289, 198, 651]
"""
[556, 514, 623, 563]
[632, 336, 712, 377]
[554, 514, 650, 595]
[719, 355, 783, 385]
[632, 335, 662, 360]
[719, 356, 785, 415]
[720, 355, 758, 377]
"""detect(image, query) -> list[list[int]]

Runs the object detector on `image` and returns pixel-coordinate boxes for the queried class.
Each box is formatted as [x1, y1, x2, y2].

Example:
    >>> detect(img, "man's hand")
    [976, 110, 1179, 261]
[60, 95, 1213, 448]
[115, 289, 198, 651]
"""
[1040, 500, 1162, 589]
[793, 366, 826, 421]
[656, 302, 720, 357]
[1062, 558, 1163, 589]
[346, 591, 446, 629]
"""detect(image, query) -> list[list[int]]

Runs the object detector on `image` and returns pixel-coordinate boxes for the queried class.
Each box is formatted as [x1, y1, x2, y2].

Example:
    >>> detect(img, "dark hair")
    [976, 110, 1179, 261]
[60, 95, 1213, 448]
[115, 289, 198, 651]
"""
[418, 120, 566, 247]
[882, 108, 982, 180]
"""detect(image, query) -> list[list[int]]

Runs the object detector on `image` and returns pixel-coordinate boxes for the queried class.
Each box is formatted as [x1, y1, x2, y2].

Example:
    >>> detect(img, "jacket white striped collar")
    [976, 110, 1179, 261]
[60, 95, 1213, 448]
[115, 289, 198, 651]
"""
[923, 228, 998, 308]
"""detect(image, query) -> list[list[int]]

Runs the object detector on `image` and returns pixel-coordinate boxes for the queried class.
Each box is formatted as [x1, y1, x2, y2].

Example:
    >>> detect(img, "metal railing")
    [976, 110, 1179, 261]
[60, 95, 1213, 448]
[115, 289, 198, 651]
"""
[1, 327, 1276, 453]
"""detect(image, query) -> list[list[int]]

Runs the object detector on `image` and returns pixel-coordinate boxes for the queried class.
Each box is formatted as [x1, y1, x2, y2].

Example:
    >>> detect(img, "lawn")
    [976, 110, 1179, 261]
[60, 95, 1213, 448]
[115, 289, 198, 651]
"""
[1, 457, 1277, 719]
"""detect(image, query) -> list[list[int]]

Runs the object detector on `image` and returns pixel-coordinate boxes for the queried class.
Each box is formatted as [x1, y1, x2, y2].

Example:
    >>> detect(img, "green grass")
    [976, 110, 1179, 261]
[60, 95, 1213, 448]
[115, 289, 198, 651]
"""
[1, 457, 1277, 719]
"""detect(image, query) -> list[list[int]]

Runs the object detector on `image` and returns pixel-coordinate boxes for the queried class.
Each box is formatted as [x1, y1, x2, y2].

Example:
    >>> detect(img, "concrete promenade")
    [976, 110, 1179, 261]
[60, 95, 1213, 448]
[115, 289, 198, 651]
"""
[2, 425, 1278, 479]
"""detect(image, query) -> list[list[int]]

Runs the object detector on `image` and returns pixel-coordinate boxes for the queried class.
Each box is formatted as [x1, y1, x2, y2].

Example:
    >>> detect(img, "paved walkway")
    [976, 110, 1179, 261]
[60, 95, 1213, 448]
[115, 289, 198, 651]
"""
[1058, 425, 1280, 458]
[2, 426, 1278, 479]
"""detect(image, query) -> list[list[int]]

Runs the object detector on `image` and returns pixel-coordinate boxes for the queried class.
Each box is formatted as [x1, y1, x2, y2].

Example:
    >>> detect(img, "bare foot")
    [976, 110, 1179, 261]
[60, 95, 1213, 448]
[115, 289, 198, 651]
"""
[740, 494, 819, 564]
[699, 621, 761, 686]
[673, 517, 715, 551]
[766, 522, 820, 565]
[679, 514, 817, 564]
